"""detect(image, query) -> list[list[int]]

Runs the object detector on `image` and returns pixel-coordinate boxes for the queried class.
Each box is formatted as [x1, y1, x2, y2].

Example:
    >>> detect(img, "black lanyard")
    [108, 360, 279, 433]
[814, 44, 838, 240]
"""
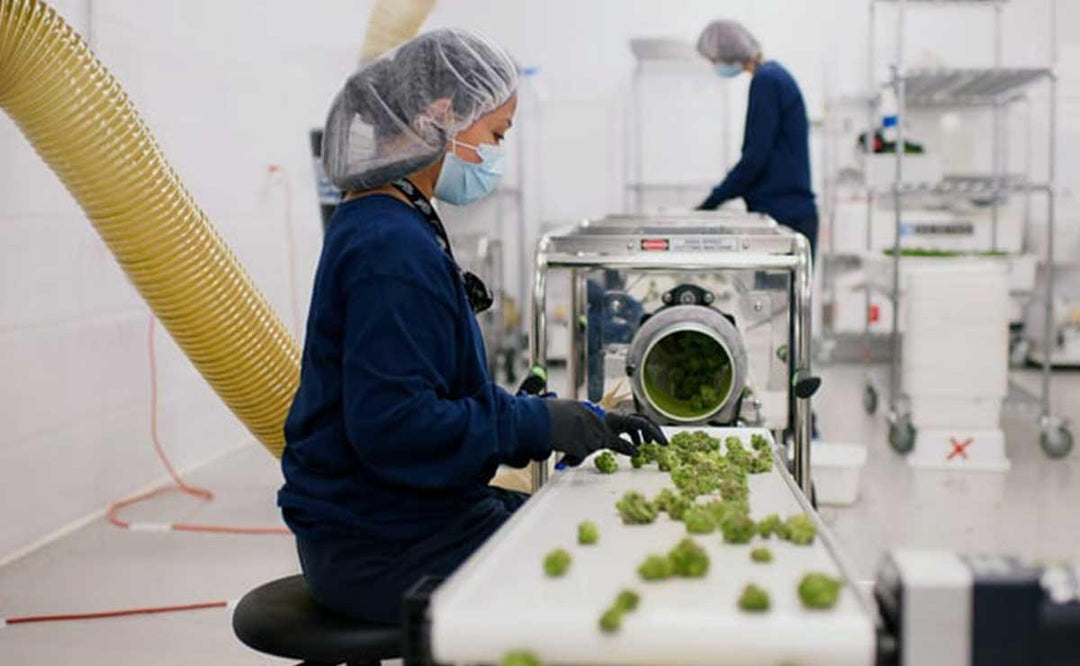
[390, 179, 494, 315]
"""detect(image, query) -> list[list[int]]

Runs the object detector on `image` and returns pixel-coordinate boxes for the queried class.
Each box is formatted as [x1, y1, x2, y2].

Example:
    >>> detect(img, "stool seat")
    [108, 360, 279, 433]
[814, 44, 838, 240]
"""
[233, 574, 401, 665]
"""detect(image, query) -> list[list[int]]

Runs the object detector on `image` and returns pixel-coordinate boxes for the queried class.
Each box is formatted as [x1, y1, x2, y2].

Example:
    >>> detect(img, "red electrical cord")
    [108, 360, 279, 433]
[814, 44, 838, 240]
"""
[5, 177, 304, 627]
[3, 317, 292, 627]
[4, 601, 229, 626]
[104, 315, 290, 536]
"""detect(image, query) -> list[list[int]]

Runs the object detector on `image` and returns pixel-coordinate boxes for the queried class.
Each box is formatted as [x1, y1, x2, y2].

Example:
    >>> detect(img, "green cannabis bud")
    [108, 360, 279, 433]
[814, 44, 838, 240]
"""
[798, 572, 842, 609]
[578, 520, 599, 545]
[637, 554, 675, 581]
[785, 514, 816, 545]
[683, 505, 716, 534]
[750, 547, 773, 563]
[615, 589, 640, 612]
[616, 491, 658, 525]
[654, 488, 691, 521]
[757, 514, 783, 539]
[668, 538, 710, 578]
[594, 451, 618, 474]
[738, 583, 770, 612]
[598, 606, 623, 633]
[720, 513, 756, 544]
[501, 651, 541, 666]
[543, 548, 571, 577]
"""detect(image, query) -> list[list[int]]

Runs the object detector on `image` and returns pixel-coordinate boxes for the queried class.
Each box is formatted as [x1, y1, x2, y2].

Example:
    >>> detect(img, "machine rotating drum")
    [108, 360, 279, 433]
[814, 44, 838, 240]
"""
[626, 304, 748, 425]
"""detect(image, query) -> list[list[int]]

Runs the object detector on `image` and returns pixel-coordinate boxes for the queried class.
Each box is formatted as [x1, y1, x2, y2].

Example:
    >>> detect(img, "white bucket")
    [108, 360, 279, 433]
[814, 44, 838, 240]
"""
[811, 442, 868, 506]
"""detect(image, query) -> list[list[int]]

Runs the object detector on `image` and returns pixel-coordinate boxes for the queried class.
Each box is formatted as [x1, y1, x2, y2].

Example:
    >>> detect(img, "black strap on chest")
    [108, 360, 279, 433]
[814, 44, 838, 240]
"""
[389, 179, 494, 315]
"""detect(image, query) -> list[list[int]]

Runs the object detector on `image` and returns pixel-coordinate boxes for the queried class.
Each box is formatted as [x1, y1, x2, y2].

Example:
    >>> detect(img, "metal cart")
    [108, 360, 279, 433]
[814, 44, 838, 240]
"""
[865, 0, 1071, 457]
[528, 213, 817, 497]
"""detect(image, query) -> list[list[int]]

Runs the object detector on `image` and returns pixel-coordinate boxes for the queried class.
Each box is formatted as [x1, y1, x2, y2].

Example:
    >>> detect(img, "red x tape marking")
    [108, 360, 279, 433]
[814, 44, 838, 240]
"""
[947, 437, 973, 461]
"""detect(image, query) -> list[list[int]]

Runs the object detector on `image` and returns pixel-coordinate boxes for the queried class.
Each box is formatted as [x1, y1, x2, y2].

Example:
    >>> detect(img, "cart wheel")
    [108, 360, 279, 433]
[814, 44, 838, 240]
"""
[888, 414, 916, 455]
[863, 383, 879, 415]
[1040, 422, 1074, 459]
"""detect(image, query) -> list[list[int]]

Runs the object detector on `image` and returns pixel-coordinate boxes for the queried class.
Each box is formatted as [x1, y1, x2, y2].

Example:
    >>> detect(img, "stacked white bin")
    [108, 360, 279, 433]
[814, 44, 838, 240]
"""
[901, 260, 1011, 471]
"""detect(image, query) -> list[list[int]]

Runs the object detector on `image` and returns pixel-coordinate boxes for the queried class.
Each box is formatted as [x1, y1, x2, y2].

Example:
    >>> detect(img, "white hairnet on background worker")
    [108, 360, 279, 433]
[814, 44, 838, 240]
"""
[322, 28, 518, 191]
[696, 19, 762, 63]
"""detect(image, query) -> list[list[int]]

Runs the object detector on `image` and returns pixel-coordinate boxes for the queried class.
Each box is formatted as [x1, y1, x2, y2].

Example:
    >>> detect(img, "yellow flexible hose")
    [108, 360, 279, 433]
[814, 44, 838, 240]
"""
[0, 0, 300, 457]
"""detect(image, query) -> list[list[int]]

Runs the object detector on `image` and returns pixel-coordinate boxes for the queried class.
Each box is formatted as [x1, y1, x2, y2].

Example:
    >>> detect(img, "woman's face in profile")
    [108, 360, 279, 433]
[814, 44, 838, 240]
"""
[449, 94, 517, 163]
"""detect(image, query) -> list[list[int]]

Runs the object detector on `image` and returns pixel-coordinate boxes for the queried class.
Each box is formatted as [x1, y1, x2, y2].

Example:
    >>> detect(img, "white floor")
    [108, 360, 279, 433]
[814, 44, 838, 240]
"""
[0, 362, 1078, 665]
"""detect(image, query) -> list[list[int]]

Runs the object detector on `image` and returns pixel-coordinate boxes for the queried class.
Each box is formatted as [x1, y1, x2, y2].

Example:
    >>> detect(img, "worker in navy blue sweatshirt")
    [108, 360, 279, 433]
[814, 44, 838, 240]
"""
[695, 20, 818, 255]
[278, 29, 666, 625]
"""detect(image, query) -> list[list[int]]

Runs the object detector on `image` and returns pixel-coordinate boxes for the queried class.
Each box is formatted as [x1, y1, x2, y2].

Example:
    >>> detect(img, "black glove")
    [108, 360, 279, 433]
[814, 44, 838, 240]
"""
[516, 370, 547, 397]
[546, 400, 668, 467]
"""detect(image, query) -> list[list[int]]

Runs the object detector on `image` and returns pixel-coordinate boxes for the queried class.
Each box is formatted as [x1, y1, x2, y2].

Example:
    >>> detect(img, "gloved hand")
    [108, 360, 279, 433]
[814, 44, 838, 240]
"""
[546, 400, 668, 467]
[516, 368, 548, 397]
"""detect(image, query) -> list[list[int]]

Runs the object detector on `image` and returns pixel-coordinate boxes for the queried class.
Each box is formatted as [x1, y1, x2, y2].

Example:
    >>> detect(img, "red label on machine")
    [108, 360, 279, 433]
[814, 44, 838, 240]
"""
[640, 238, 670, 251]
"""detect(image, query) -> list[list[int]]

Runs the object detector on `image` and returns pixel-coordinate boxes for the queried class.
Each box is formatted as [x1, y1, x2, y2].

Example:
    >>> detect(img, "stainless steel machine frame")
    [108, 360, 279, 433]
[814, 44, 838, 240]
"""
[529, 214, 815, 496]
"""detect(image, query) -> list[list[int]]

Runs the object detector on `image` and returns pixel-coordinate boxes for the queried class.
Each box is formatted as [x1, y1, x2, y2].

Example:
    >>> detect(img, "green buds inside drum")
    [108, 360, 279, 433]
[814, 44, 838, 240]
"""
[626, 305, 748, 425]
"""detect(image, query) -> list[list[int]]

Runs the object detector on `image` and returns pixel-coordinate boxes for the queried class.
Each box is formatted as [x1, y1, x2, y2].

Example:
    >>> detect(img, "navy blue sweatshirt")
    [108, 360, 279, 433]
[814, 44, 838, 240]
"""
[278, 195, 551, 542]
[701, 61, 816, 221]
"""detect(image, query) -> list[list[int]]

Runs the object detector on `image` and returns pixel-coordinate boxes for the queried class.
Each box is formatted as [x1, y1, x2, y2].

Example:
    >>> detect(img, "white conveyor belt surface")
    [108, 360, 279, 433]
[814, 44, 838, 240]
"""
[430, 427, 877, 666]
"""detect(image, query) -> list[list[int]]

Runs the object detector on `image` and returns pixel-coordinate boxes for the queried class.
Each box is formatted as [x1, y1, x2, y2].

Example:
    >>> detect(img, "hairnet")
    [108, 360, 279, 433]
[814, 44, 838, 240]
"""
[696, 20, 762, 63]
[322, 28, 518, 191]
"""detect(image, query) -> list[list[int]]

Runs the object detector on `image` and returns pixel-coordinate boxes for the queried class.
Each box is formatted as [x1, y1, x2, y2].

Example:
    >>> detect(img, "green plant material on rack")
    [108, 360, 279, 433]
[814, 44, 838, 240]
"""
[616, 491, 658, 525]
[882, 248, 960, 258]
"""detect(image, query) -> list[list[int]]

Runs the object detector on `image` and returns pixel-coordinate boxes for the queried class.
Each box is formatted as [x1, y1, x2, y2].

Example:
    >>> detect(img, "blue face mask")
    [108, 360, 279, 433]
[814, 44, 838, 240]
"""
[434, 139, 505, 206]
[714, 62, 743, 78]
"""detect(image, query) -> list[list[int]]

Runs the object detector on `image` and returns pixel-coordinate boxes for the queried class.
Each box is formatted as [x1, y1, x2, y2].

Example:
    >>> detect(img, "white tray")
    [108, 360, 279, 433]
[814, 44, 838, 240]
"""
[429, 427, 877, 666]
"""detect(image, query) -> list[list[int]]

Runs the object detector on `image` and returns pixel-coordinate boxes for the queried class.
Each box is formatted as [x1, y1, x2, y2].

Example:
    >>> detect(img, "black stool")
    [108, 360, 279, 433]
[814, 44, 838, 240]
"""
[233, 575, 401, 666]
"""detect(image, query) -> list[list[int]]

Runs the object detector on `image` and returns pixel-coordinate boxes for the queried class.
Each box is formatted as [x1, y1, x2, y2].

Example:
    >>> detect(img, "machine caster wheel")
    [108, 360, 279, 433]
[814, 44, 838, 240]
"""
[888, 414, 916, 455]
[1040, 420, 1074, 459]
[863, 383, 879, 415]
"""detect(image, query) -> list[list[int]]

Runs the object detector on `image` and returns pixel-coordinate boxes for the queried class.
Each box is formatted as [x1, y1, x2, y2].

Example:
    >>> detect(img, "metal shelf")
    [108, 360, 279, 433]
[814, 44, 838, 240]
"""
[903, 68, 1051, 107]
[891, 177, 1049, 196]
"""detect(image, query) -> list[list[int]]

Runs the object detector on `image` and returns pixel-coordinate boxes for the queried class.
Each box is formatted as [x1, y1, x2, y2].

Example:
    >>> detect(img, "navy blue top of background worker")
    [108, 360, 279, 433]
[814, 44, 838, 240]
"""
[695, 20, 818, 256]
[278, 28, 667, 625]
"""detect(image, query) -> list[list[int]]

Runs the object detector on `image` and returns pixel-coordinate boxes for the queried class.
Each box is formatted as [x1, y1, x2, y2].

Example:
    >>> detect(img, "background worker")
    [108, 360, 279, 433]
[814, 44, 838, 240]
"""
[695, 20, 818, 256]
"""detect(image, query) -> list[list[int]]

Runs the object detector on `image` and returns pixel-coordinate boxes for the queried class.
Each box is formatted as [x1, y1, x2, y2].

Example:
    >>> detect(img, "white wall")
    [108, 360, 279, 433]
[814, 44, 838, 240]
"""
[1, 0, 1077, 561]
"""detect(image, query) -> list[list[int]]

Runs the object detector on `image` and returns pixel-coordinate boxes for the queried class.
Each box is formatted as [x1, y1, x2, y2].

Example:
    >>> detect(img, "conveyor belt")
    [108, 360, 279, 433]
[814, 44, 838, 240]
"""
[429, 427, 876, 666]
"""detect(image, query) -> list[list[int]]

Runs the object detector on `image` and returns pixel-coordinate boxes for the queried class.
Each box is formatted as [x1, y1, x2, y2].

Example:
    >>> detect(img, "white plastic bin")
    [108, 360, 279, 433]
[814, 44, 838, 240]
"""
[811, 442, 868, 506]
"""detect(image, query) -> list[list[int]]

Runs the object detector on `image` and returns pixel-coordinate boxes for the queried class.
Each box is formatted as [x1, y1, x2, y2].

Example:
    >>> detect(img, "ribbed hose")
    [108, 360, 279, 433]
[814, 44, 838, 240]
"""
[0, 0, 300, 457]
